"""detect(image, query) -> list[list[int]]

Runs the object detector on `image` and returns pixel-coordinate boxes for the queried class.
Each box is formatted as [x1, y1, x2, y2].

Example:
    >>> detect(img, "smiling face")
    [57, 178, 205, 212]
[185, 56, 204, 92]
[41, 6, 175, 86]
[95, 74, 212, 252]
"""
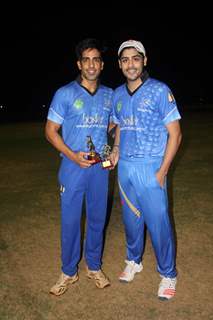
[77, 48, 104, 83]
[119, 47, 147, 85]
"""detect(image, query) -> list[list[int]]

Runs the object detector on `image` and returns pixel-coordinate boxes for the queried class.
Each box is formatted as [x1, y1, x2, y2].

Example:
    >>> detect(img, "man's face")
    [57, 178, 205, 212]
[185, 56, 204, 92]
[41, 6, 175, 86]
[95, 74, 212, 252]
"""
[119, 48, 147, 82]
[77, 48, 104, 81]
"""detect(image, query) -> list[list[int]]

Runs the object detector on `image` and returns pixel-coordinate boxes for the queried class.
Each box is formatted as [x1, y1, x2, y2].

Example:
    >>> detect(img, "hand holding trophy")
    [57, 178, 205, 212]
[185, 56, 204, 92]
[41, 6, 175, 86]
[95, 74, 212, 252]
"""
[100, 144, 113, 169]
[86, 136, 102, 163]
[86, 136, 113, 169]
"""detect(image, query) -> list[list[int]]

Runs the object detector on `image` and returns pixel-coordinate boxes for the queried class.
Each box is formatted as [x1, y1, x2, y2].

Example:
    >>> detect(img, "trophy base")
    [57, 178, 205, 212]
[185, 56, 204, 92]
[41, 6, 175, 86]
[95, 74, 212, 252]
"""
[101, 159, 113, 169]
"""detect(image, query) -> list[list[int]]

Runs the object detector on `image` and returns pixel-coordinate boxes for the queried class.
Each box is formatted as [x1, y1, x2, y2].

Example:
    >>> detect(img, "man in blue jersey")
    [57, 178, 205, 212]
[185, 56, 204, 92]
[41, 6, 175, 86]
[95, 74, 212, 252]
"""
[45, 38, 113, 296]
[111, 40, 182, 300]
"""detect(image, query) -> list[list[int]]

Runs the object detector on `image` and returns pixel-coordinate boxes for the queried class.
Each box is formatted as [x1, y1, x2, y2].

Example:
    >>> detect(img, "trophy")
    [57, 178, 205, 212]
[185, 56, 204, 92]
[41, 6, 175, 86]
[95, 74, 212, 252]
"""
[86, 136, 113, 169]
[86, 136, 102, 163]
[100, 144, 113, 169]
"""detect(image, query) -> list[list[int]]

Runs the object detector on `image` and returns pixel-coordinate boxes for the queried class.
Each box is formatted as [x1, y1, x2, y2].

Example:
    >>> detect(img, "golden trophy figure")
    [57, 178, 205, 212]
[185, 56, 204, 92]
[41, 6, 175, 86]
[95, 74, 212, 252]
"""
[86, 136, 101, 163]
[86, 136, 113, 169]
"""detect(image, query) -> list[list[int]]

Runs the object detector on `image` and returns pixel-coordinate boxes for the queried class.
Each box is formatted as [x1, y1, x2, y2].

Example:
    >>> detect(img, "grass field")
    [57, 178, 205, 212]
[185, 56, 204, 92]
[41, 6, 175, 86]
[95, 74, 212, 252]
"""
[0, 110, 213, 320]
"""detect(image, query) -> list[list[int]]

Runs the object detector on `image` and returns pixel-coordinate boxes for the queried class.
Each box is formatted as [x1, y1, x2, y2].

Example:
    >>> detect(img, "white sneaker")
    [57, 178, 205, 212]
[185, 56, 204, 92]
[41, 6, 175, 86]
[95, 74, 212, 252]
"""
[119, 260, 143, 282]
[158, 276, 177, 300]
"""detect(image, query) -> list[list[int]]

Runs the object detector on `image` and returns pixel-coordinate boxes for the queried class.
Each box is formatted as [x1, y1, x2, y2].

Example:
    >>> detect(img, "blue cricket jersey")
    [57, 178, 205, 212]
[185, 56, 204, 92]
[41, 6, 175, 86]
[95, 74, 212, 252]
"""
[112, 77, 181, 159]
[47, 80, 113, 155]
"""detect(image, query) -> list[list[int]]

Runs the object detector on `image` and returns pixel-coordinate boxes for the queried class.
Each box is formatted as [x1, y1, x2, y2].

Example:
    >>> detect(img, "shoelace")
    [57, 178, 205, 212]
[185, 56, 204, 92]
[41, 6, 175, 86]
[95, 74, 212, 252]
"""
[160, 277, 176, 289]
[124, 260, 136, 273]
[95, 270, 106, 280]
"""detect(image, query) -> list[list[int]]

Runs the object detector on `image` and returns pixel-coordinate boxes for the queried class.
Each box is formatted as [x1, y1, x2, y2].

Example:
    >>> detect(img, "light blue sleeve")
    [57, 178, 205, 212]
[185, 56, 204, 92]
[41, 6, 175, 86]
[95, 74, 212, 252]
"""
[47, 88, 68, 124]
[158, 84, 181, 125]
[111, 92, 120, 125]
[108, 88, 114, 123]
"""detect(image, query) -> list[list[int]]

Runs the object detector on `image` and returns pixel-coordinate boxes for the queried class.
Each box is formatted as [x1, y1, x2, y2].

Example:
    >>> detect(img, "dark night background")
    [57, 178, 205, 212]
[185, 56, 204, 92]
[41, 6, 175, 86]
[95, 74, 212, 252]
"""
[0, 5, 212, 122]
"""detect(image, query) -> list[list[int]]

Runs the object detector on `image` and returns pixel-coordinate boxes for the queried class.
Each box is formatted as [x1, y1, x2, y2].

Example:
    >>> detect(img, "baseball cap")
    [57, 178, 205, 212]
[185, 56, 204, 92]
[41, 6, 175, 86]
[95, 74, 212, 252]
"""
[118, 40, 146, 57]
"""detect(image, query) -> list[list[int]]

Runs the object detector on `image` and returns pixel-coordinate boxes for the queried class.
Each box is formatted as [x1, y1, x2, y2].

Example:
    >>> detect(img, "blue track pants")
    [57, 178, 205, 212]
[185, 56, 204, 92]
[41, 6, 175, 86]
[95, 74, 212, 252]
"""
[118, 157, 177, 278]
[58, 158, 109, 276]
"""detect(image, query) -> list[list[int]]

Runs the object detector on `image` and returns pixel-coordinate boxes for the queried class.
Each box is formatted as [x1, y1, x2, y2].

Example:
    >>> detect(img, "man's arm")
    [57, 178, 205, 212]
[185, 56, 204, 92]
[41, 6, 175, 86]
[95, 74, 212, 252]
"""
[108, 122, 116, 133]
[110, 125, 120, 168]
[156, 120, 182, 187]
[45, 120, 94, 168]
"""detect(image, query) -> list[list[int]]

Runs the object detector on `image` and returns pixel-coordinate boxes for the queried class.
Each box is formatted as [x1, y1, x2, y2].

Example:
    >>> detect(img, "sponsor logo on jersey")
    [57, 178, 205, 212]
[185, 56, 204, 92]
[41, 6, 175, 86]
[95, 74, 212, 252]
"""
[74, 99, 84, 109]
[76, 113, 106, 128]
[121, 116, 139, 126]
[82, 113, 104, 125]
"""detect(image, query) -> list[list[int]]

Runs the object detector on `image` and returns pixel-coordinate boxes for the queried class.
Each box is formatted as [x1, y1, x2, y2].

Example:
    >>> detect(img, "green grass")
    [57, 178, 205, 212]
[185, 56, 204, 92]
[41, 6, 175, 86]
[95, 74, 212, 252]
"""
[0, 110, 213, 320]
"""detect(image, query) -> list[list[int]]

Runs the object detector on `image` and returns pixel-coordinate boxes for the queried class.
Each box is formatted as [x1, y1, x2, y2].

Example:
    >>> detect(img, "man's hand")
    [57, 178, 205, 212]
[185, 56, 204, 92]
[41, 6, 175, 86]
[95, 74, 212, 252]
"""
[155, 120, 182, 187]
[155, 170, 166, 188]
[72, 151, 95, 168]
[109, 146, 119, 169]
[45, 120, 96, 168]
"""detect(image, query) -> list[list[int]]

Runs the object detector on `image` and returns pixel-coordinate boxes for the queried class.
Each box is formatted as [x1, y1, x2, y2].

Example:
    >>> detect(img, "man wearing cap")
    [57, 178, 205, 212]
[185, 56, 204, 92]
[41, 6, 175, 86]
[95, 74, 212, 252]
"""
[111, 40, 182, 300]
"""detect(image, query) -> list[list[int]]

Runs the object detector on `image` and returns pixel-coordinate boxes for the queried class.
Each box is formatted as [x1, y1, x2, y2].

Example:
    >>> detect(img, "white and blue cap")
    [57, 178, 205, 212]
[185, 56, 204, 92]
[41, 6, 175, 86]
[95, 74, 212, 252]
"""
[118, 40, 146, 57]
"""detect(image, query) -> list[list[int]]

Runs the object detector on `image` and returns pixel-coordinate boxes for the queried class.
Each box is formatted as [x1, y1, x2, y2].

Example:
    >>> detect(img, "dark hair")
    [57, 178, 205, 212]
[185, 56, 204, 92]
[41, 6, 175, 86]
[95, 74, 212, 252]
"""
[75, 38, 104, 60]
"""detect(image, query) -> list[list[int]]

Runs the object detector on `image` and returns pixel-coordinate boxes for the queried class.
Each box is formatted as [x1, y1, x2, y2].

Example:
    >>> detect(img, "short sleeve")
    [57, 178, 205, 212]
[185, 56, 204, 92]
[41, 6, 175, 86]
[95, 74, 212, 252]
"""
[111, 92, 120, 125]
[158, 85, 181, 125]
[47, 88, 68, 124]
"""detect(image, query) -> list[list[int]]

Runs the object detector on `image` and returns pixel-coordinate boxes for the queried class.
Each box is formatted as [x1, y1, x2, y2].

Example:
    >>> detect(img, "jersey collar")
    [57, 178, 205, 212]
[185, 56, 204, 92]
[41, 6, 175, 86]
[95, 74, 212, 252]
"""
[126, 70, 149, 96]
[76, 75, 100, 96]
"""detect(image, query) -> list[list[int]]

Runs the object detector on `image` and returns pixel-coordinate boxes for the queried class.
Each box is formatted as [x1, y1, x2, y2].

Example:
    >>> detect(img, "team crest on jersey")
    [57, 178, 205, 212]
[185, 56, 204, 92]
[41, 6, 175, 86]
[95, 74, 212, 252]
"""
[74, 99, 84, 109]
[168, 92, 175, 103]
[104, 98, 111, 107]
[117, 101, 122, 112]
